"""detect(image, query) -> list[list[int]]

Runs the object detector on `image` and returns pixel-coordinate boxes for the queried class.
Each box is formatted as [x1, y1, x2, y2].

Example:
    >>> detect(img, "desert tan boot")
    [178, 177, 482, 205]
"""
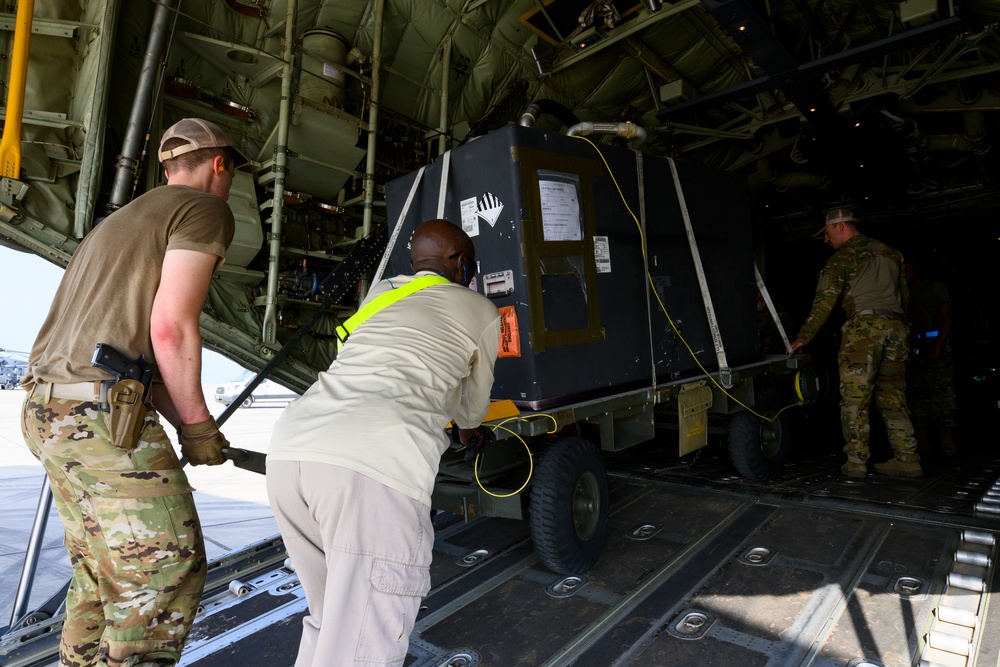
[841, 455, 867, 478]
[873, 458, 924, 478]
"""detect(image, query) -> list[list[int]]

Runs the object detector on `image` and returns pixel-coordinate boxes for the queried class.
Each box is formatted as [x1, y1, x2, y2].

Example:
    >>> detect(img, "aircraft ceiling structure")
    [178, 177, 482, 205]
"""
[120, 0, 1000, 233]
[307, 0, 1000, 231]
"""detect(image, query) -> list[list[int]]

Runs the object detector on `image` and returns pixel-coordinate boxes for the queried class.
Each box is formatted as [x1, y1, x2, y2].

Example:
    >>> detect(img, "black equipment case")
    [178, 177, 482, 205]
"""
[386, 125, 759, 409]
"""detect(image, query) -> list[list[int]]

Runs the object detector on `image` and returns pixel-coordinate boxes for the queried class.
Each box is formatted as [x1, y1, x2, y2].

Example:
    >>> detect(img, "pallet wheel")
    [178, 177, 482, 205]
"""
[529, 436, 609, 575]
[728, 389, 791, 481]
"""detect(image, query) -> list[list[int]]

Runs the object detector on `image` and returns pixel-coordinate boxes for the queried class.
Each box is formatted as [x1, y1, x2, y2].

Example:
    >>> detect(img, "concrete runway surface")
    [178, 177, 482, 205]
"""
[0, 386, 286, 628]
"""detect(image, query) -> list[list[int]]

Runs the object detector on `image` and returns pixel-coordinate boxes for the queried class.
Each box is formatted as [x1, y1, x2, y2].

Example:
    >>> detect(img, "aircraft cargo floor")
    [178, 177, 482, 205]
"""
[2, 395, 998, 667]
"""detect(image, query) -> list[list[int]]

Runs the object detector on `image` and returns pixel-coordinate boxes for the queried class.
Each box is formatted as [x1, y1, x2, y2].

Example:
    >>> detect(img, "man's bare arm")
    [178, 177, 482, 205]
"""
[150, 248, 218, 428]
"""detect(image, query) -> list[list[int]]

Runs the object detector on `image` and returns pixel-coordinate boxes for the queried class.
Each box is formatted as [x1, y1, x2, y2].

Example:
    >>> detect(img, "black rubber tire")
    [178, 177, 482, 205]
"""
[240, 396, 254, 409]
[728, 390, 791, 481]
[529, 437, 609, 575]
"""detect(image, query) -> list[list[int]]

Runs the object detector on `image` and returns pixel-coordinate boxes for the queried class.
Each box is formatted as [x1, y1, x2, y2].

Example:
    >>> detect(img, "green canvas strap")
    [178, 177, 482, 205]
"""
[336, 274, 451, 351]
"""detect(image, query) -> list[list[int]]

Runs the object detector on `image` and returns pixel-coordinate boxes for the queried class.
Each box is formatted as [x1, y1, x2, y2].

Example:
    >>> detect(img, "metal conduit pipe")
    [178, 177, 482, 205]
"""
[757, 90, 780, 116]
[438, 36, 451, 156]
[9, 477, 52, 629]
[964, 110, 989, 150]
[565, 121, 648, 149]
[965, 110, 986, 140]
[927, 112, 989, 155]
[109, 0, 179, 209]
[261, 0, 297, 346]
[359, 0, 384, 300]
[836, 63, 861, 90]
[519, 98, 581, 129]
[927, 135, 975, 152]
[756, 158, 827, 189]
[622, 37, 684, 85]
[958, 77, 981, 105]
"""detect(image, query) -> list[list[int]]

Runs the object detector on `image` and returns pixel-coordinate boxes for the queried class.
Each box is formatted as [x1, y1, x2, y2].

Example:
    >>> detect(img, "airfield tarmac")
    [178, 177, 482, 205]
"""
[0, 387, 284, 628]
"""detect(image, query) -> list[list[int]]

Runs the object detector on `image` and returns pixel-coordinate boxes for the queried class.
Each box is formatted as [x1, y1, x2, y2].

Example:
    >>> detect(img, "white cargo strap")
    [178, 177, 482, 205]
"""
[667, 158, 732, 388]
[372, 166, 426, 284]
[754, 264, 793, 355]
[436, 149, 451, 219]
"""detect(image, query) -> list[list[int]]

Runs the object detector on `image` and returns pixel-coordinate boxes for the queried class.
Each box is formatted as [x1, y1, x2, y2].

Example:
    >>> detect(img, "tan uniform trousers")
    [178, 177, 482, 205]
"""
[266, 461, 433, 667]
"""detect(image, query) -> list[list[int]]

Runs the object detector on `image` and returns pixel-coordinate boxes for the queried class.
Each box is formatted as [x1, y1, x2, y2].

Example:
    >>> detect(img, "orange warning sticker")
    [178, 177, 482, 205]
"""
[497, 305, 521, 358]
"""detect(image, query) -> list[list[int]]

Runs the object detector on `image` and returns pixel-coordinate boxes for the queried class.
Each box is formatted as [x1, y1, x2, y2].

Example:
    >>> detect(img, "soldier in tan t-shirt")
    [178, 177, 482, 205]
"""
[20, 118, 242, 667]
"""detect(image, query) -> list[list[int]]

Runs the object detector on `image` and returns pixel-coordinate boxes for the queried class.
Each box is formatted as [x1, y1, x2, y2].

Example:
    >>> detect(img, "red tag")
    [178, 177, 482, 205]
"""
[498, 306, 521, 358]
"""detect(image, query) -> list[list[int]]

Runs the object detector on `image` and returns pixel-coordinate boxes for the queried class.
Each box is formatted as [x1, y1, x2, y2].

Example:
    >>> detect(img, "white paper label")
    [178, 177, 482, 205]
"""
[460, 196, 480, 237]
[322, 63, 343, 80]
[539, 179, 582, 241]
[594, 236, 611, 273]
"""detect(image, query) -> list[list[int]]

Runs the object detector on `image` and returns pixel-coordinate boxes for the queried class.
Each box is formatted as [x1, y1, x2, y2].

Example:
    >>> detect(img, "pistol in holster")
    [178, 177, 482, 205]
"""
[91, 343, 155, 451]
[103, 379, 148, 451]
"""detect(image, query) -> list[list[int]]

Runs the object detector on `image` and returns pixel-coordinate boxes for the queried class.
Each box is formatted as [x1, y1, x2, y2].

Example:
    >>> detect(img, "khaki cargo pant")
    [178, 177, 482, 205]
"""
[839, 315, 919, 463]
[266, 461, 432, 667]
[21, 392, 206, 667]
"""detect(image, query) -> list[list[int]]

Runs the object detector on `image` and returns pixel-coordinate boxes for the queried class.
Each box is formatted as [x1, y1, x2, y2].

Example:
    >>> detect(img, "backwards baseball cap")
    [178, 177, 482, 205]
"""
[158, 118, 249, 168]
[813, 207, 856, 237]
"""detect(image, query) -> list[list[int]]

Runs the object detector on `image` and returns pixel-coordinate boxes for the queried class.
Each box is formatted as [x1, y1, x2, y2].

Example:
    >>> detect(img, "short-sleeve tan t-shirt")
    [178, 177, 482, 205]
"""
[25, 185, 235, 385]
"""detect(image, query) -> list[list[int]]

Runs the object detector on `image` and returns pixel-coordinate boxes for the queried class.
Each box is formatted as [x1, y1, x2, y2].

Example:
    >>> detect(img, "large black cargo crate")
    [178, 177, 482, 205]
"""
[386, 125, 758, 409]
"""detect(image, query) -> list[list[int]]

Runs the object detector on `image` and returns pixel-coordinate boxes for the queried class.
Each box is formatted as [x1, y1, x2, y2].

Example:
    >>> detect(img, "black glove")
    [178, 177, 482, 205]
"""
[445, 424, 495, 462]
[464, 426, 495, 462]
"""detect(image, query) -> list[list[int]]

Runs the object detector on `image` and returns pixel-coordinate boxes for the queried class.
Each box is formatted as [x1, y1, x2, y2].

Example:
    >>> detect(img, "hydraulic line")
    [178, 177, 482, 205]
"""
[261, 0, 297, 346]
[359, 0, 385, 299]
[108, 0, 180, 209]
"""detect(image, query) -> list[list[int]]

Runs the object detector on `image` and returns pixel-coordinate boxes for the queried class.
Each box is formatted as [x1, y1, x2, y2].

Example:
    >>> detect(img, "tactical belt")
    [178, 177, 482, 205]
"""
[29, 381, 110, 404]
[853, 308, 903, 319]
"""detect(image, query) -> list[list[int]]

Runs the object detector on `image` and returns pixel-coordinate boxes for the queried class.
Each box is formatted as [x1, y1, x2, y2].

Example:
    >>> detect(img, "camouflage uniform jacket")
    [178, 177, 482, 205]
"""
[797, 234, 909, 345]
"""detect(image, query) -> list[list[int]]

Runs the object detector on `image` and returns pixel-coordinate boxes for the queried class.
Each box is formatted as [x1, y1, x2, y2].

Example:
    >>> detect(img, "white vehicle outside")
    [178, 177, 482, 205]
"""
[214, 370, 296, 408]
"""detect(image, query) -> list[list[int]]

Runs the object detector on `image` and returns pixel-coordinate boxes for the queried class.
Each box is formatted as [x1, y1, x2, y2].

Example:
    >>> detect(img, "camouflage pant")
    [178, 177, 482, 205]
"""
[907, 340, 957, 428]
[20, 391, 206, 667]
[838, 316, 918, 463]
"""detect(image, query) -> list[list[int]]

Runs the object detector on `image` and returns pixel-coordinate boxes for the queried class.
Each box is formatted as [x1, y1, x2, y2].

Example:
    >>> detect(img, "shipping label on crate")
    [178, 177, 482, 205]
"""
[538, 171, 582, 241]
[594, 235, 611, 273]
[498, 305, 521, 358]
[460, 196, 480, 237]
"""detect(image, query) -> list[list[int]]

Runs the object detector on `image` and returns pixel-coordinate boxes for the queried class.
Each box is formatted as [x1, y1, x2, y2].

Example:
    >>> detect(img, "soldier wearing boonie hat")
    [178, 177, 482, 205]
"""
[791, 206, 922, 480]
[20, 117, 242, 666]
